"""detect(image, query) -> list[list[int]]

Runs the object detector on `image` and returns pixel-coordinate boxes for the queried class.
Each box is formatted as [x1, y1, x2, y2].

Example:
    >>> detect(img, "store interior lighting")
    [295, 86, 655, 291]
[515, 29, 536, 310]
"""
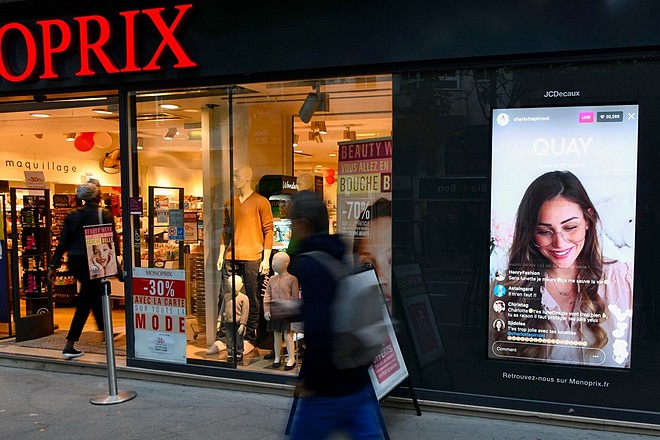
[313, 121, 328, 134]
[66, 132, 76, 141]
[308, 130, 323, 143]
[342, 126, 357, 140]
[164, 127, 179, 140]
[298, 84, 329, 123]
[293, 134, 299, 147]
[92, 105, 117, 115]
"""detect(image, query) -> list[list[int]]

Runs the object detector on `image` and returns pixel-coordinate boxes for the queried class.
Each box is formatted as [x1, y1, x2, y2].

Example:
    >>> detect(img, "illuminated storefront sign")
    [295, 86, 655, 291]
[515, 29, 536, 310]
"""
[0, 3, 197, 83]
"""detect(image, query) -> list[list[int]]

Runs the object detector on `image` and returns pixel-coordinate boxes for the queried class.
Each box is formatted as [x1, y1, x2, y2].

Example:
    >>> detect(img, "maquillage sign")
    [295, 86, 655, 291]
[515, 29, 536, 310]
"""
[132, 267, 186, 363]
[2, 152, 120, 185]
[0, 4, 197, 83]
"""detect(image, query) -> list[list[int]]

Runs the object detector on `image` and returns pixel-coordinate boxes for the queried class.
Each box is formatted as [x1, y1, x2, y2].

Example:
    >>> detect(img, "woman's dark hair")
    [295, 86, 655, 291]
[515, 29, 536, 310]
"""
[289, 190, 328, 234]
[500, 170, 607, 357]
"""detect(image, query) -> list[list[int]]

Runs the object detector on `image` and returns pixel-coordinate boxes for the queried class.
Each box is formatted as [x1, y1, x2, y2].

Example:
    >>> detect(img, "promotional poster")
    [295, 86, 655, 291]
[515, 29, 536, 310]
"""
[489, 104, 638, 369]
[83, 224, 118, 279]
[132, 267, 187, 363]
[337, 137, 393, 312]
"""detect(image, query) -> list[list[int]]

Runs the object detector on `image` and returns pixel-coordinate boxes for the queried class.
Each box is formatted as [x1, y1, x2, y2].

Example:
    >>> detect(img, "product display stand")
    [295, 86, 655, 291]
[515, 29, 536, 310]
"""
[90, 279, 137, 405]
[10, 188, 54, 342]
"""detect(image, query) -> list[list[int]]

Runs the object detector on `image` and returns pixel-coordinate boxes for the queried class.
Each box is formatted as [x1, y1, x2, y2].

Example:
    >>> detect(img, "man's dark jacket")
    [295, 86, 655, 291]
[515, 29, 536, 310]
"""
[291, 233, 372, 397]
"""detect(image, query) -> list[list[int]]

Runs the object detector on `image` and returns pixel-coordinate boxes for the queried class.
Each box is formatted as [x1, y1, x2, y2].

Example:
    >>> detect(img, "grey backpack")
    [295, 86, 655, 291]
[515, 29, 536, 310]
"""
[302, 251, 387, 369]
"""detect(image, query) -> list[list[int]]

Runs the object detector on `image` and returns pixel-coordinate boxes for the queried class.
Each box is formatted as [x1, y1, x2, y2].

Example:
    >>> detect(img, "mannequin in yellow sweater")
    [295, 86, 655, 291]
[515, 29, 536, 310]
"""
[214, 166, 273, 355]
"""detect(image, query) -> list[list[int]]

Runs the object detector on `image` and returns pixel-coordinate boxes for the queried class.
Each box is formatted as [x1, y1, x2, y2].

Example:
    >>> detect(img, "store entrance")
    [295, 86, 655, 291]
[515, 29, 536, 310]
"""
[0, 91, 124, 350]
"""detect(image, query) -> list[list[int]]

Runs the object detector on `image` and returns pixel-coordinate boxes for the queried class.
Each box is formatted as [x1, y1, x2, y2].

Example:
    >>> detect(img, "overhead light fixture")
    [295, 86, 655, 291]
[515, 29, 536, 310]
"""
[137, 137, 144, 150]
[293, 134, 299, 147]
[92, 105, 117, 115]
[308, 131, 323, 143]
[160, 103, 180, 110]
[343, 126, 357, 140]
[30, 113, 50, 118]
[66, 132, 76, 141]
[313, 121, 328, 134]
[34, 133, 44, 139]
[164, 127, 179, 140]
[298, 83, 329, 123]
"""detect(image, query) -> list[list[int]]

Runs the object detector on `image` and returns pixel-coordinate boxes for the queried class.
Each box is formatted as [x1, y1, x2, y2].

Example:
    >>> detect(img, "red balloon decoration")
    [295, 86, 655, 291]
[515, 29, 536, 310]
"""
[326, 175, 335, 185]
[326, 168, 335, 177]
[74, 132, 95, 152]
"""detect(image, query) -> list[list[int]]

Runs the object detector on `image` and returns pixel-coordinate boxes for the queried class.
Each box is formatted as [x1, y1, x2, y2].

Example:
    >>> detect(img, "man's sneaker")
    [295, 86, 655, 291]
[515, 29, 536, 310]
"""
[62, 348, 84, 358]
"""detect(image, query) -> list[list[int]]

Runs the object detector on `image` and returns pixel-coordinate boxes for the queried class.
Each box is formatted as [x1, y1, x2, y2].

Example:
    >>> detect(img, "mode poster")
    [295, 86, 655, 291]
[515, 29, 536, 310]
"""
[489, 105, 638, 369]
[337, 137, 393, 312]
[83, 224, 118, 279]
[133, 267, 187, 363]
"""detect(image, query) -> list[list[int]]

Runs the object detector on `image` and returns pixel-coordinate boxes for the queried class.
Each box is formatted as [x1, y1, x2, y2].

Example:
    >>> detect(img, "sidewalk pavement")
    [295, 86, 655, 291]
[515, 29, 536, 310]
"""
[0, 365, 655, 440]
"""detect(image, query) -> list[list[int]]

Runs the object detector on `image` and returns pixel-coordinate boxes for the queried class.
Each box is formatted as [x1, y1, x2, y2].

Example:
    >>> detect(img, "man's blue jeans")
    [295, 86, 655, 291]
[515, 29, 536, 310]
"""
[290, 385, 385, 440]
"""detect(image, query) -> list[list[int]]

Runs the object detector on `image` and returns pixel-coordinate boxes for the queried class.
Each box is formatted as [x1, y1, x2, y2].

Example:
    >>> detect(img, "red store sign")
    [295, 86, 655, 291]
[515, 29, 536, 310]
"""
[0, 3, 197, 83]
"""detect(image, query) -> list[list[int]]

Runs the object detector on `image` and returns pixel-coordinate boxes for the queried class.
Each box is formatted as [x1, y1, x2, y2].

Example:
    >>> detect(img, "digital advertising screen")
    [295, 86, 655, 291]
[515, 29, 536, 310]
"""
[488, 104, 638, 369]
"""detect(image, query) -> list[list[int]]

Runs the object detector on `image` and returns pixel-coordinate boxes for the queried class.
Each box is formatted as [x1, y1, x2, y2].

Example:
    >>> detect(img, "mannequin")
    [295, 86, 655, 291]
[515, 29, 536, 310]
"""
[263, 252, 298, 370]
[216, 166, 274, 354]
[218, 274, 249, 362]
[296, 173, 314, 192]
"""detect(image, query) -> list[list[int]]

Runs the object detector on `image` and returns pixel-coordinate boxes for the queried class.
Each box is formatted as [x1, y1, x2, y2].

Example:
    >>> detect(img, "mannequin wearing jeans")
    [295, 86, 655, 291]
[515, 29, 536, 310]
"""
[215, 166, 273, 354]
[219, 275, 249, 362]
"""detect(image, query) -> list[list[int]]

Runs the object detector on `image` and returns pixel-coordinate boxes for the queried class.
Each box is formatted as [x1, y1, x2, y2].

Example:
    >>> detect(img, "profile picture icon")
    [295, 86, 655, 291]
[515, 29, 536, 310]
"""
[493, 284, 507, 298]
[496, 112, 510, 127]
[493, 300, 506, 314]
[493, 319, 506, 332]
[495, 270, 505, 282]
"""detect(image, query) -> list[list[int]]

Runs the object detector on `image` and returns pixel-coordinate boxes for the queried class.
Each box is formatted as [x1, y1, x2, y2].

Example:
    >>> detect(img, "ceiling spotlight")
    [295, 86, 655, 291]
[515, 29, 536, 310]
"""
[308, 131, 323, 143]
[137, 137, 144, 150]
[66, 132, 76, 141]
[161, 103, 180, 110]
[92, 107, 115, 115]
[34, 133, 44, 139]
[164, 127, 178, 140]
[30, 113, 50, 118]
[313, 121, 328, 134]
[342, 126, 357, 140]
[298, 83, 329, 123]
[293, 134, 299, 147]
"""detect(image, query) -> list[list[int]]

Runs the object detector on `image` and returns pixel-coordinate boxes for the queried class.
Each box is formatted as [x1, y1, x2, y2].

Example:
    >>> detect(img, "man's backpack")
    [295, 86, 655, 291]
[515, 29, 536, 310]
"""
[302, 251, 387, 369]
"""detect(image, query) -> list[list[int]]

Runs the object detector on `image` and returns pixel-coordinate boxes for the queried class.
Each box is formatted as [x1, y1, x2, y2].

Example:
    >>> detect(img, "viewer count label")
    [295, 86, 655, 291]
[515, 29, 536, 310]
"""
[596, 111, 623, 122]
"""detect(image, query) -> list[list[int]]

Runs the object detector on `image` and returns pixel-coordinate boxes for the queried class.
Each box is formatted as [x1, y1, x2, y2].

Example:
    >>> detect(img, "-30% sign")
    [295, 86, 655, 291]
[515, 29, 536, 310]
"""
[148, 279, 176, 297]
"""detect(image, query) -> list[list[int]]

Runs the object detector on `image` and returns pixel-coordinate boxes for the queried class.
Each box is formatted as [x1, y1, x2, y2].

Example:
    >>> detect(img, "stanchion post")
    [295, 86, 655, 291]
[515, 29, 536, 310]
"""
[90, 279, 137, 405]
